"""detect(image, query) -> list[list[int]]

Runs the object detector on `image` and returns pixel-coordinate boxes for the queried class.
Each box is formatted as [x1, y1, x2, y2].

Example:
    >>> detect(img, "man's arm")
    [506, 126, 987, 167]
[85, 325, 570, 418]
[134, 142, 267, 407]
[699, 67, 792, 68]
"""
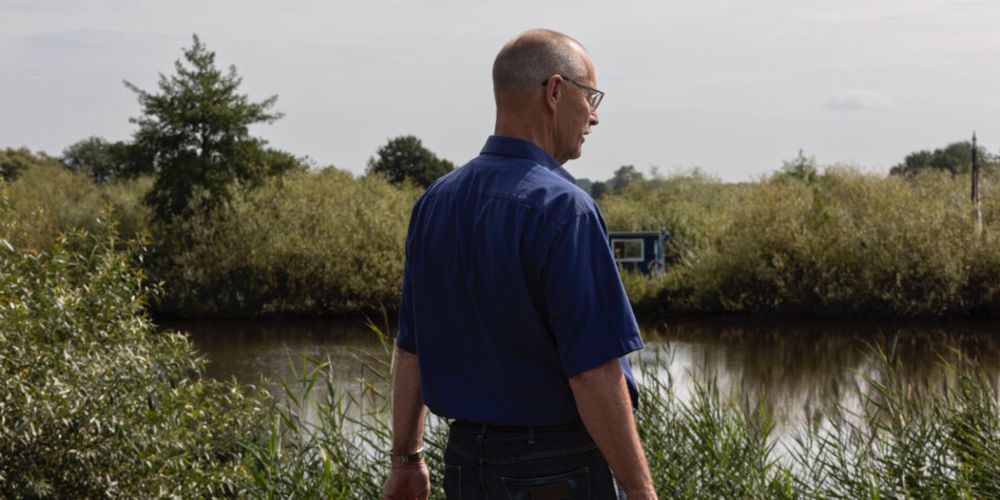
[569, 359, 657, 500]
[382, 347, 430, 500]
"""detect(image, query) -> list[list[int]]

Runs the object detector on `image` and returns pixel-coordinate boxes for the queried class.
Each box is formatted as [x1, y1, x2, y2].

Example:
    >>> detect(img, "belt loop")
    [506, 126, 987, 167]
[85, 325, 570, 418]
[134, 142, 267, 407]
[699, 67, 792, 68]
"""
[476, 424, 487, 471]
[527, 426, 536, 445]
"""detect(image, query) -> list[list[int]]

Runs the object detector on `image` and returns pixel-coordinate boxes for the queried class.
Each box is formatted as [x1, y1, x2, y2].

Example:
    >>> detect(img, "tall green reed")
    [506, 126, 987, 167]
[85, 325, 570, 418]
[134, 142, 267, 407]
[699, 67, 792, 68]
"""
[252, 333, 1000, 499]
[634, 348, 794, 498]
[238, 318, 450, 498]
[791, 344, 1000, 498]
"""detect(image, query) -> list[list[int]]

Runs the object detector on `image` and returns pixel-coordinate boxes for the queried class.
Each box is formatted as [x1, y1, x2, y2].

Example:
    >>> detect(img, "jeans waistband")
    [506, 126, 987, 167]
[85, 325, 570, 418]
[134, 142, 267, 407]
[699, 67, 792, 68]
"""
[445, 419, 597, 465]
[450, 419, 585, 435]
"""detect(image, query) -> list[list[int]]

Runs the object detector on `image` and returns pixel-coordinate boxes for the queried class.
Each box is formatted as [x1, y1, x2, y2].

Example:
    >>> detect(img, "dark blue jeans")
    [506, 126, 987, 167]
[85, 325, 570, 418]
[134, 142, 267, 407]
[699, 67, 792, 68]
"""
[443, 420, 624, 499]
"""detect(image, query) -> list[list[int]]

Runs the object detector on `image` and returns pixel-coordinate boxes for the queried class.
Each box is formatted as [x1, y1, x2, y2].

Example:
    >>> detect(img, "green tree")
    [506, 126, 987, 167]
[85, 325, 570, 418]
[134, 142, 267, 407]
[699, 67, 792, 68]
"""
[609, 164, 645, 192]
[61, 137, 134, 183]
[0, 148, 59, 181]
[366, 135, 454, 188]
[126, 34, 283, 223]
[261, 148, 311, 176]
[590, 180, 608, 199]
[890, 141, 995, 177]
[780, 149, 818, 182]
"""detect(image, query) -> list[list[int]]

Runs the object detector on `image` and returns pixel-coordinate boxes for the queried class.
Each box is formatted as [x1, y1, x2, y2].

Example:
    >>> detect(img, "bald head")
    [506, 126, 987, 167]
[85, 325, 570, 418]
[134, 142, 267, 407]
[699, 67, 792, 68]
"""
[492, 29, 589, 107]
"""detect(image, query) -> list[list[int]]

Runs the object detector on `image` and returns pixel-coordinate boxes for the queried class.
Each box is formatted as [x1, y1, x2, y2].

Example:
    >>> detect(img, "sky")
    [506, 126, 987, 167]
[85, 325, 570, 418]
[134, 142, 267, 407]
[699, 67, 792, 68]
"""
[2, 0, 999, 182]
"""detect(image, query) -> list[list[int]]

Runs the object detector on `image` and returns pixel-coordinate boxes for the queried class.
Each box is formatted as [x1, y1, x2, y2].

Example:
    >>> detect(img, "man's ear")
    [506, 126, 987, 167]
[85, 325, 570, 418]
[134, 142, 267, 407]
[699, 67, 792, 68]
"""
[544, 76, 563, 112]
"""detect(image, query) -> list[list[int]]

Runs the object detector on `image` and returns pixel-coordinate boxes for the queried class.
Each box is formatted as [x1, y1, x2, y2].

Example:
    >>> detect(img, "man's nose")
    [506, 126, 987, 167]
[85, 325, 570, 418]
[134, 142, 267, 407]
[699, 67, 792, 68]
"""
[589, 111, 599, 126]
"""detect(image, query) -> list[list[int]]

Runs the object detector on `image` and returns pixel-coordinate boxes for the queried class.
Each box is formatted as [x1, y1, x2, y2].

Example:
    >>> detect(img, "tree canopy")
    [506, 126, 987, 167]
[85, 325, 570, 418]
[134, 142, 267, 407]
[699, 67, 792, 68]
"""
[780, 149, 819, 183]
[609, 165, 645, 191]
[582, 165, 646, 199]
[366, 135, 454, 188]
[1, 148, 59, 181]
[61, 137, 134, 184]
[890, 141, 996, 177]
[126, 34, 284, 223]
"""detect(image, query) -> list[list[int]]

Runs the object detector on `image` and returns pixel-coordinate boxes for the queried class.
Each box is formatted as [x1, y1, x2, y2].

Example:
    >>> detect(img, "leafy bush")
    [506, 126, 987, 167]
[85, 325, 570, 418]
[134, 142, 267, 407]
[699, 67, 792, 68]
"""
[601, 169, 743, 264]
[151, 169, 420, 317]
[1, 163, 417, 318]
[0, 217, 267, 497]
[1, 163, 150, 251]
[606, 168, 1000, 317]
[1, 147, 60, 181]
[7, 158, 1000, 319]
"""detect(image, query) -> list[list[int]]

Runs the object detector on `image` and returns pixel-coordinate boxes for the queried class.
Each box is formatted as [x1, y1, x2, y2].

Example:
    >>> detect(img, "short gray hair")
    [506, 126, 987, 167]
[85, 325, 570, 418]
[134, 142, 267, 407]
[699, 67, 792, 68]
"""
[492, 29, 588, 104]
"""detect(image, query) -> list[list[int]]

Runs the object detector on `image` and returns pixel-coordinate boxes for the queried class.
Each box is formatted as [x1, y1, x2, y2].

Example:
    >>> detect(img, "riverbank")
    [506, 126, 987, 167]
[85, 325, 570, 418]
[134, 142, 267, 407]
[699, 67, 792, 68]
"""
[5, 164, 1000, 319]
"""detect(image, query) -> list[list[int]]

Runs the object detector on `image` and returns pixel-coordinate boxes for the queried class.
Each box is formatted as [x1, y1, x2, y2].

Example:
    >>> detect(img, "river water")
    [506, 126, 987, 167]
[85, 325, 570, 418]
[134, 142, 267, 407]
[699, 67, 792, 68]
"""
[166, 317, 1000, 443]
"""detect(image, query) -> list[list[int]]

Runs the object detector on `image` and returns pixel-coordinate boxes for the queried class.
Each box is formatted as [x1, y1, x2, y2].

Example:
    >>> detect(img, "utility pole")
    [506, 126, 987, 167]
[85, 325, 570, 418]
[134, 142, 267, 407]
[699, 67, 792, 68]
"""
[972, 131, 982, 236]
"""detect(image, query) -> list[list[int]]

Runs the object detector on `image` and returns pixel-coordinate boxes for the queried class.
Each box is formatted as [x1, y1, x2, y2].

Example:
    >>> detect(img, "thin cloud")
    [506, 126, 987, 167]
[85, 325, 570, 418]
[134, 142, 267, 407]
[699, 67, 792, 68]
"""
[824, 90, 892, 111]
[19, 29, 171, 54]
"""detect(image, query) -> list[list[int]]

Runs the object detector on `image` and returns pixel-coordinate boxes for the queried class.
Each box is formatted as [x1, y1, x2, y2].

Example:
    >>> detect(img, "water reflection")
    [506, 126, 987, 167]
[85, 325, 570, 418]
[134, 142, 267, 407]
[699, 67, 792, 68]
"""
[161, 318, 393, 397]
[172, 317, 1000, 440]
[644, 318, 1000, 441]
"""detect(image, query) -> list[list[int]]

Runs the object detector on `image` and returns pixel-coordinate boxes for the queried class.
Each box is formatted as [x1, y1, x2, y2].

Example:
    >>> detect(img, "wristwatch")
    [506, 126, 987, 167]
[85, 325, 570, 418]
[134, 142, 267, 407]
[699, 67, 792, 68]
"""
[390, 448, 424, 465]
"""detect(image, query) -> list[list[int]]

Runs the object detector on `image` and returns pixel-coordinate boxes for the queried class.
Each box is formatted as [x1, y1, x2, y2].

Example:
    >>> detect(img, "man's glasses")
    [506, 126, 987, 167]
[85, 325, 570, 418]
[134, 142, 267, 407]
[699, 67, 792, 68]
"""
[541, 75, 604, 112]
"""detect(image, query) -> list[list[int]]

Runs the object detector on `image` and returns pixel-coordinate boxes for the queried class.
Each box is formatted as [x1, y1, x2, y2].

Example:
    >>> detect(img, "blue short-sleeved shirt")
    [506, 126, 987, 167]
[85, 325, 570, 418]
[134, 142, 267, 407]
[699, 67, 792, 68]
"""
[396, 135, 644, 426]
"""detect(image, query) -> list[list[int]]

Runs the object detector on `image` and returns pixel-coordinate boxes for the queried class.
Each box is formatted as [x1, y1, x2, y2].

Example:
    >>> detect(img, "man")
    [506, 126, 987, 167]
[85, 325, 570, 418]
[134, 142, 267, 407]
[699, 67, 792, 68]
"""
[383, 29, 657, 500]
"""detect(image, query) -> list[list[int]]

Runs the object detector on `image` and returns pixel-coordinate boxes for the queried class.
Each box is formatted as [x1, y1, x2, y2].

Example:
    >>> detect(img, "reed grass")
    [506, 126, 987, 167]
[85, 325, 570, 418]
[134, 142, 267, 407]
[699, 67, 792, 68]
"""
[790, 344, 1000, 498]
[245, 329, 1000, 498]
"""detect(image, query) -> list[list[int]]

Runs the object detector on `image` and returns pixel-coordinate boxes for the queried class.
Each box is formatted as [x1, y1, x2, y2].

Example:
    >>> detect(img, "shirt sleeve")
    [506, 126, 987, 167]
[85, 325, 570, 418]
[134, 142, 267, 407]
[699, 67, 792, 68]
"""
[395, 262, 417, 354]
[536, 208, 644, 378]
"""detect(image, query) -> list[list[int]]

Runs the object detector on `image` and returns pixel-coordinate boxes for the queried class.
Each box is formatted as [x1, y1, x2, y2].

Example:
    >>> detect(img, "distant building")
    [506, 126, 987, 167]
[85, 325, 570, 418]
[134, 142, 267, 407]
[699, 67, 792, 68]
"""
[608, 230, 670, 275]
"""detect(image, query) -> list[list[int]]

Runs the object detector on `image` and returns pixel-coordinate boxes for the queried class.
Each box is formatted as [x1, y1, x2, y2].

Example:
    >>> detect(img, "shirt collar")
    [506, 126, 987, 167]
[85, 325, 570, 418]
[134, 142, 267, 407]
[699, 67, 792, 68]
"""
[480, 135, 576, 184]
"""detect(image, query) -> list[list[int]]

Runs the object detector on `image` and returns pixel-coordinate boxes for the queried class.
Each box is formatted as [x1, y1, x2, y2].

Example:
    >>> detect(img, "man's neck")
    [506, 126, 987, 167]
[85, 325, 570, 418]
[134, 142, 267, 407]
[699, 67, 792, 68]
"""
[494, 113, 558, 162]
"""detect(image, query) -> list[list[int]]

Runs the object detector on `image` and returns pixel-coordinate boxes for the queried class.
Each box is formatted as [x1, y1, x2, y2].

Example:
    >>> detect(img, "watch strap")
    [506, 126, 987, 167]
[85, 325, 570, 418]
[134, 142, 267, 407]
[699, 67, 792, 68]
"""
[390, 448, 424, 465]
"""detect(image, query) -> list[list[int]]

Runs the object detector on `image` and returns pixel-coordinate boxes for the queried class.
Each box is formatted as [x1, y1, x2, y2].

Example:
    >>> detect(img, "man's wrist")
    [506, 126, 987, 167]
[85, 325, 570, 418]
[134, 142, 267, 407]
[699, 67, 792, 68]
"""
[390, 447, 424, 466]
